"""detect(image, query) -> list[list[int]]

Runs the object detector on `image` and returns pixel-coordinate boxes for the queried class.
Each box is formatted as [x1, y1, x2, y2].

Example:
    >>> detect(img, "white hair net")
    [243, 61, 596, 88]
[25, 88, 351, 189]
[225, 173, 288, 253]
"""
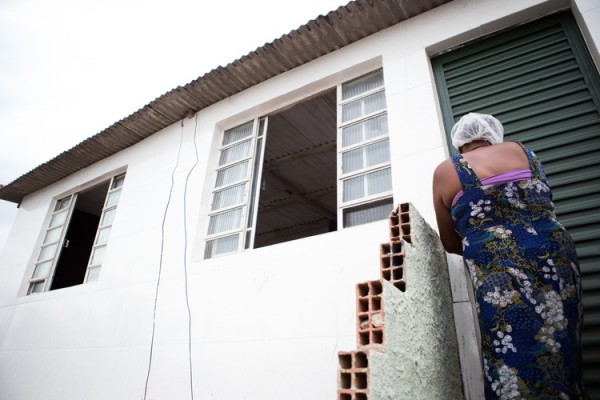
[450, 113, 504, 149]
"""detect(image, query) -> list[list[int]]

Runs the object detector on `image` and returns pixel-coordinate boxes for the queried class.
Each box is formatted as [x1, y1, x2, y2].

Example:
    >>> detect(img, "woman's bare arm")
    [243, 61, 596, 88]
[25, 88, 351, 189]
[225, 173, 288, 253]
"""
[432, 161, 463, 255]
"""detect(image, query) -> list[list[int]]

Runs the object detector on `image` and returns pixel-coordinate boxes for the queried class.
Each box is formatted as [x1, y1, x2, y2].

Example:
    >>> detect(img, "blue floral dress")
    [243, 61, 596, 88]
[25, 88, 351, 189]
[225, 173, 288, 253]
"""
[450, 143, 585, 399]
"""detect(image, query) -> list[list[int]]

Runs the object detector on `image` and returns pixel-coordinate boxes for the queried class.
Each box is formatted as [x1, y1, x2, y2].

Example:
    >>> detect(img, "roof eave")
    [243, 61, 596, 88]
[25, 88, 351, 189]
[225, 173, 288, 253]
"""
[0, 0, 451, 204]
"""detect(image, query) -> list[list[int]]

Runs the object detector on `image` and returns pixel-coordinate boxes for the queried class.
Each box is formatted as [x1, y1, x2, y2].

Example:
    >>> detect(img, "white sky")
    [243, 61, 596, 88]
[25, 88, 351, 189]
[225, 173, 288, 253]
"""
[0, 0, 346, 250]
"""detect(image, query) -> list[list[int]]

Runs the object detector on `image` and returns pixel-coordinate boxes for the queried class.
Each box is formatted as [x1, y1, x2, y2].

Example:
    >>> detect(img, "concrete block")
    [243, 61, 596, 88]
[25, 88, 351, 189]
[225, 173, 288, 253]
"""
[339, 203, 465, 399]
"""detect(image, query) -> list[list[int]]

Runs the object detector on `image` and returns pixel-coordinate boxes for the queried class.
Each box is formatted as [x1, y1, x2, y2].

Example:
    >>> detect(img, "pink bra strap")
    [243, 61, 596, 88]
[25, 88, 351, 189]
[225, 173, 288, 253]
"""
[452, 169, 531, 206]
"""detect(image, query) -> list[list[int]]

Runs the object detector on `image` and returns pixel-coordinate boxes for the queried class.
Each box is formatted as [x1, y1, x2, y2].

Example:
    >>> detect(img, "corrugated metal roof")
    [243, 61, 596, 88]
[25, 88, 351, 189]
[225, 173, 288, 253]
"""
[0, 0, 451, 204]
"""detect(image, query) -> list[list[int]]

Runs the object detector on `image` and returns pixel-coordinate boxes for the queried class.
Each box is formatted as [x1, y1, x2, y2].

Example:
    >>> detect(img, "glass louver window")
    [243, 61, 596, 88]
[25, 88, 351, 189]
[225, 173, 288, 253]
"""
[28, 196, 74, 294]
[84, 174, 125, 282]
[205, 119, 266, 259]
[338, 69, 393, 227]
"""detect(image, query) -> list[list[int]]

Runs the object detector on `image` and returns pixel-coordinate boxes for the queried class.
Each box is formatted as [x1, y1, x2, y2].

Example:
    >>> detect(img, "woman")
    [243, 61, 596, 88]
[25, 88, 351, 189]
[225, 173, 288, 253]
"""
[432, 113, 585, 399]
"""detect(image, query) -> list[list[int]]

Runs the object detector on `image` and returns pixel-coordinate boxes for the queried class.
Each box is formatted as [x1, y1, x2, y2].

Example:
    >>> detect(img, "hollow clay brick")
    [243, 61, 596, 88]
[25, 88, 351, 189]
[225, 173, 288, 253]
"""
[389, 202, 412, 243]
[338, 350, 370, 400]
[379, 240, 406, 292]
[356, 280, 384, 347]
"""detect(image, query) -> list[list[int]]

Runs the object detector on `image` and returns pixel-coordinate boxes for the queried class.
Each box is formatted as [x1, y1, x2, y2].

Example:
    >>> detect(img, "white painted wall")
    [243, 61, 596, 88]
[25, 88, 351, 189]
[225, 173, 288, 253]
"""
[0, 1, 597, 399]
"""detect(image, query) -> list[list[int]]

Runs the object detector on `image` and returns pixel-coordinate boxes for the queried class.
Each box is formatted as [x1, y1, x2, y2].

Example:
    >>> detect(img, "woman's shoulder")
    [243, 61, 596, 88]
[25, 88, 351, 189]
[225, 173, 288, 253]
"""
[433, 156, 464, 209]
[433, 157, 455, 179]
[433, 157, 461, 196]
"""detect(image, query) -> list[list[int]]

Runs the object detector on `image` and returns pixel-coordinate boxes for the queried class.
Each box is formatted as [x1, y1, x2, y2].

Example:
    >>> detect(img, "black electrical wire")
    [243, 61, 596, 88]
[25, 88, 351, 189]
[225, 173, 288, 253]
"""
[182, 113, 200, 400]
[143, 118, 186, 400]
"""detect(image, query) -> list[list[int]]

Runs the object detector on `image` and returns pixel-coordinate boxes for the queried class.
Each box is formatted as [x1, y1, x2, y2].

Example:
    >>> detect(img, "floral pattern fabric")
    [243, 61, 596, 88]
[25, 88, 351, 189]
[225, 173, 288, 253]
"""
[450, 143, 584, 399]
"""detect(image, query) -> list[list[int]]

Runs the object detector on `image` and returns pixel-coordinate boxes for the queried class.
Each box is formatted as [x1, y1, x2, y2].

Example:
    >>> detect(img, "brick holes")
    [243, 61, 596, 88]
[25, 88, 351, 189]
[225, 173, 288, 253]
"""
[341, 372, 352, 389]
[338, 392, 369, 400]
[358, 298, 369, 313]
[356, 281, 384, 347]
[338, 351, 370, 400]
[389, 202, 411, 243]
[355, 351, 368, 368]
[371, 296, 381, 311]
[393, 280, 406, 292]
[355, 372, 368, 389]
[358, 331, 370, 347]
[337, 203, 413, 400]
[339, 353, 353, 369]
[371, 330, 383, 345]
[390, 240, 403, 253]
[380, 240, 406, 292]
[381, 269, 392, 281]
[391, 254, 404, 267]
[372, 280, 383, 295]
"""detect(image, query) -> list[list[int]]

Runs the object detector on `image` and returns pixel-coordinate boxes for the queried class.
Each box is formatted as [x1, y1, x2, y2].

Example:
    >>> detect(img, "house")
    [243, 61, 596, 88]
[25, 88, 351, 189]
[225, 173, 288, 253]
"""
[0, 0, 598, 398]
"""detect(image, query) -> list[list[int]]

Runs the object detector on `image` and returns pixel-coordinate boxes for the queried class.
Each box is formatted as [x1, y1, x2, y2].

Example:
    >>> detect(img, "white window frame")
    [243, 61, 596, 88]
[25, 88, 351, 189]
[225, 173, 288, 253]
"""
[27, 173, 126, 294]
[28, 195, 77, 294]
[203, 68, 393, 257]
[84, 173, 125, 282]
[204, 118, 267, 259]
[337, 68, 393, 228]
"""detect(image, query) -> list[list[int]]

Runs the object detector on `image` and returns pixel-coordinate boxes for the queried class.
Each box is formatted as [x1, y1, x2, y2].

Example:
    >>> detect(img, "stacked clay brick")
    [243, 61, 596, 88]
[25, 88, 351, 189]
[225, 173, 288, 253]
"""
[337, 203, 412, 400]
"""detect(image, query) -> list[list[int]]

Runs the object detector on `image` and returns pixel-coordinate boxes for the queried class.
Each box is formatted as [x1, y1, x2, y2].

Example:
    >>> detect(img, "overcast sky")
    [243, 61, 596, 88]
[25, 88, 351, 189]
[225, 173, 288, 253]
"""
[0, 0, 346, 250]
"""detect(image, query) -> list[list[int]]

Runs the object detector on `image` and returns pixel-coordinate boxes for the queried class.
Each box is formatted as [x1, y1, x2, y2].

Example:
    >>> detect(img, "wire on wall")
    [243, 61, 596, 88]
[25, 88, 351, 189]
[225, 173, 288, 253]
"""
[142, 116, 187, 400]
[182, 113, 200, 400]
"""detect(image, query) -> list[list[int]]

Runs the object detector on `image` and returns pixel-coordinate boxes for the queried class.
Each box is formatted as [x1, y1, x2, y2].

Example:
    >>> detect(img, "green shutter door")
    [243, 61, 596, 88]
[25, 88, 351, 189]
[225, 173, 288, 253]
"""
[432, 11, 600, 396]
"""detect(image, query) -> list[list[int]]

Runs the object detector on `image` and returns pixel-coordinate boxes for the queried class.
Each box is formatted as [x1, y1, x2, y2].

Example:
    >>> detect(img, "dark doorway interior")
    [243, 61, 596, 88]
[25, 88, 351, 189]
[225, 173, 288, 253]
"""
[50, 182, 108, 290]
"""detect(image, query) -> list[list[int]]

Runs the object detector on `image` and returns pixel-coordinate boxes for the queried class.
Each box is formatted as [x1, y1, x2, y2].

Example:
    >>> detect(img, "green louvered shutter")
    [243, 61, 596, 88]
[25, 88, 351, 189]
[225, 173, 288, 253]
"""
[432, 11, 600, 396]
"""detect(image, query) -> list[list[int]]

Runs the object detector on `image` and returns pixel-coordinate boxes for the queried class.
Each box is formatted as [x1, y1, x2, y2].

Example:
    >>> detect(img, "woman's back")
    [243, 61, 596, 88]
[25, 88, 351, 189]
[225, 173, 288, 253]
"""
[450, 142, 558, 240]
[450, 142, 584, 399]
[459, 141, 529, 180]
[433, 113, 585, 398]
